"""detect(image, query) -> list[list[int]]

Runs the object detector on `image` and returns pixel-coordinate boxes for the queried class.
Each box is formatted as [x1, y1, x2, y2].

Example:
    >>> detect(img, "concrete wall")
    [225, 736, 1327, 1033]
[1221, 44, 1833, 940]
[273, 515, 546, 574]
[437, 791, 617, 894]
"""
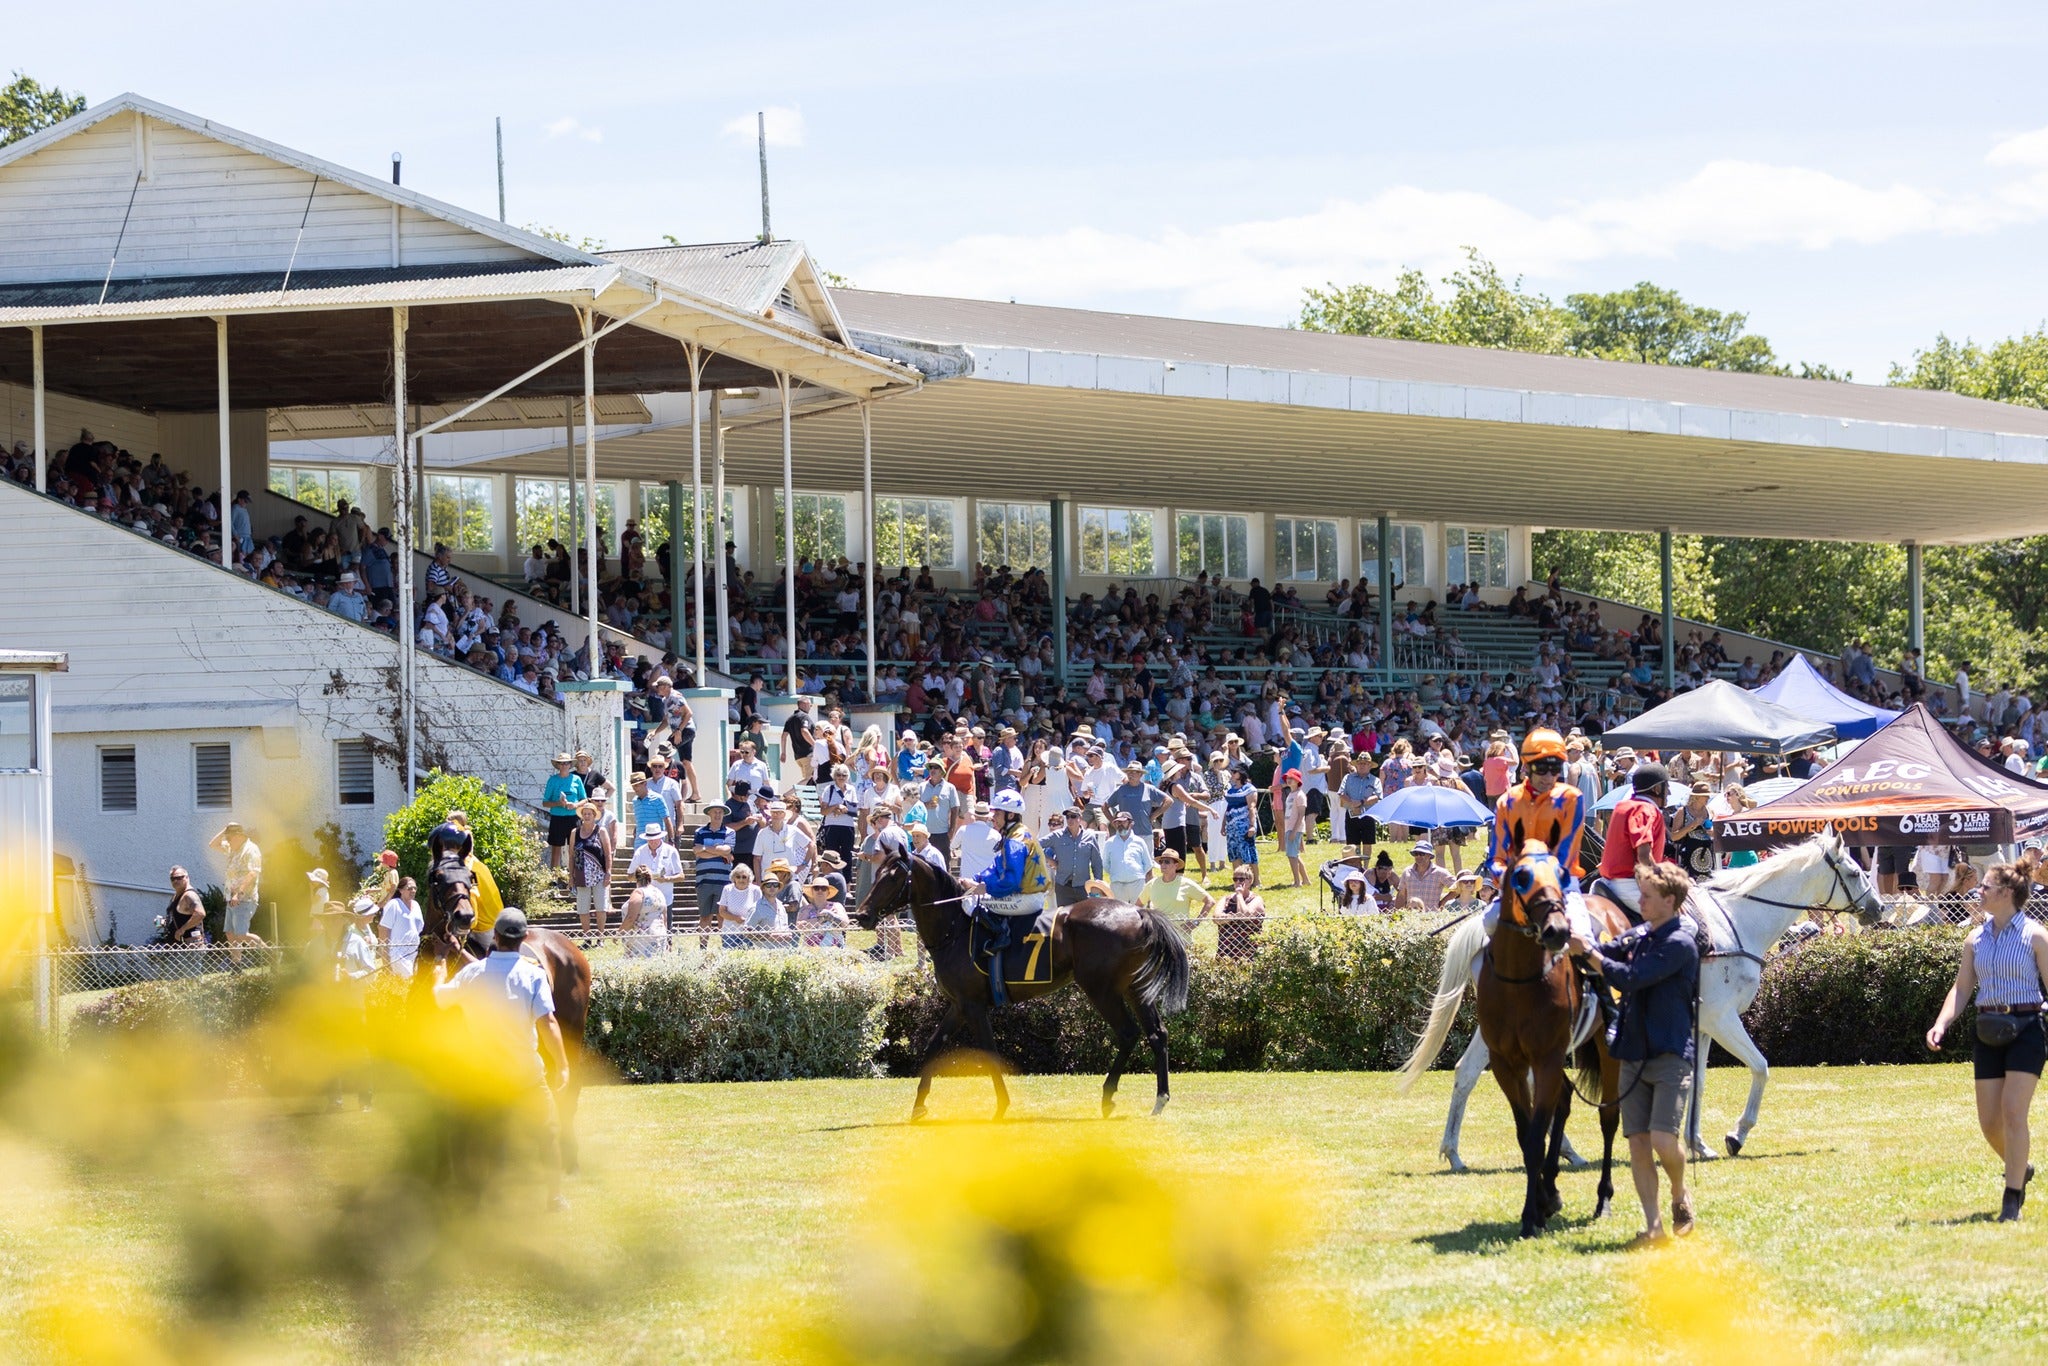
[0, 478, 567, 941]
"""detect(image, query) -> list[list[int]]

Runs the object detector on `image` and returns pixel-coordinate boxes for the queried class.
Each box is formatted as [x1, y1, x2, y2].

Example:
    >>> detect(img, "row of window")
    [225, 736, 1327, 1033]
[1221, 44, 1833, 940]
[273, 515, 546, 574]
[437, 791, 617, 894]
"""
[270, 465, 1509, 584]
[97, 740, 375, 813]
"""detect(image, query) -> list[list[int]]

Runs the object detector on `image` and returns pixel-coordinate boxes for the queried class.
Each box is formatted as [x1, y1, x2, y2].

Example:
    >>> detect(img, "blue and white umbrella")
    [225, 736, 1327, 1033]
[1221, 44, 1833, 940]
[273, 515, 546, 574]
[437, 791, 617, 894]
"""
[1363, 784, 1494, 829]
[1594, 784, 1685, 814]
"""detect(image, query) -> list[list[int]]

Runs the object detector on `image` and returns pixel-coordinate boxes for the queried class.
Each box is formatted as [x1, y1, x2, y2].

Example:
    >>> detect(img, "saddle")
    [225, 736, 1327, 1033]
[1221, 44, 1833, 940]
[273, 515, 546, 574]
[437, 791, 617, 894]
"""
[969, 902, 1059, 987]
[1587, 878, 1642, 927]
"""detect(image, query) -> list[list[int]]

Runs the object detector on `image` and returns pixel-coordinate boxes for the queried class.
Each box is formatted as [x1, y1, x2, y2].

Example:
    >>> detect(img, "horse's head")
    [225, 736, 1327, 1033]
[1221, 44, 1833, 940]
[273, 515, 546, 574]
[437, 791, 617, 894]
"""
[425, 854, 477, 945]
[1814, 825, 1883, 923]
[1505, 840, 1571, 951]
[854, 846, 915, 930]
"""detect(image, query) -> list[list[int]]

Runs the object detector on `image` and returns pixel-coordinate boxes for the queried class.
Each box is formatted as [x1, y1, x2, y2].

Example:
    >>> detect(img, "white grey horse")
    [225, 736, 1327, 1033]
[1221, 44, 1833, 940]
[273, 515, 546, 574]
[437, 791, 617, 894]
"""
[1418, 830, 1881, 1168]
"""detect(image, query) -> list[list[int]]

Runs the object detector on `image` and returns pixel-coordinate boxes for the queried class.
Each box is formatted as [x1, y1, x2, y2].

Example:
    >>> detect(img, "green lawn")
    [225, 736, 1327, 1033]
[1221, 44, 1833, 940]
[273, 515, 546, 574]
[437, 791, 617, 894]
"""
[7, 1066, 2041, 1362]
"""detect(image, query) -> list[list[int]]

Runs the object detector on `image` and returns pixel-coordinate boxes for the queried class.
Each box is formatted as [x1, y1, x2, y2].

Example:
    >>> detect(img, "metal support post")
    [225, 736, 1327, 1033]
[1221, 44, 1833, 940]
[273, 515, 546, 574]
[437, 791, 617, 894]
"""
[686, 343, 707, 685]
[392, 307, 414, 799]
[30, 325, 46, 493]
[713, 392, 730, 674]
[215, 317, 232, 568]
[1660, 529, 1676, 691]
[564, 398, 579, 616]
[581, 308, 600, 680]
[1907, 542, 1925, 657]
[667, 478, 685, 658]
[1376, 514, 1394, 690]
[1050, 497, 1069, 686]
[861, 403, 877, 703]
[777, 372, 799, 697]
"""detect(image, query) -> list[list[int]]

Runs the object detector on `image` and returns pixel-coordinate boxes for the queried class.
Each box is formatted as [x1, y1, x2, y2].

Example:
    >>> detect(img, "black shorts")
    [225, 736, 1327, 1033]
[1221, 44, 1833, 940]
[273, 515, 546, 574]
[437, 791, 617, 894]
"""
[1974, 1017, 2047, 1080]
[675, 727, 696, 761]
[1163, 825, 1196, 856]
[821, 825, 857, 863]
[547, 813, 578, 848]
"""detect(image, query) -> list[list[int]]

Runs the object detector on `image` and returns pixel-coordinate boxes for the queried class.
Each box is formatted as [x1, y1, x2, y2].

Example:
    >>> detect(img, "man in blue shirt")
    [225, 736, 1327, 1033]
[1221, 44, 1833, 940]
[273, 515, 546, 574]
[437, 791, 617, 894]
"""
[629, 772, 671, 846]
[691, 803, 736, 946]
[1571, 861, 1700, 1246]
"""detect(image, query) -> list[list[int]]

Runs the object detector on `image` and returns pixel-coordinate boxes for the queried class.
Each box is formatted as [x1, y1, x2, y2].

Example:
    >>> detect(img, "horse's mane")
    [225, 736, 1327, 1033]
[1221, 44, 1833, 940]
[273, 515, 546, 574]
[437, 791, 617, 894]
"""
[1703, 835, 1828, 898]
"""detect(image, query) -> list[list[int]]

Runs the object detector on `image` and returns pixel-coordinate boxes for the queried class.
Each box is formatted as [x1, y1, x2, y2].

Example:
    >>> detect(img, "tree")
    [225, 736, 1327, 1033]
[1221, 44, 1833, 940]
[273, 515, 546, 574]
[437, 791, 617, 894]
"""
[1299, 249, 1572, 353]
[1562, 282, 1780, 372]
[1531, 529, 1714, 620]
[1890, 328, 2048, 410]
[0, 71, 85, 147]
[382, 770, 551, 911]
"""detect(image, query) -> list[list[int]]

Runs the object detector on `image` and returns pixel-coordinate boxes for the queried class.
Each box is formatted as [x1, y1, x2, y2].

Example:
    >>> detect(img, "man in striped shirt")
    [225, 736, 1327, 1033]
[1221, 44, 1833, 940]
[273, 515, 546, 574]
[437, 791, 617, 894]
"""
[691, 804, 736, 947]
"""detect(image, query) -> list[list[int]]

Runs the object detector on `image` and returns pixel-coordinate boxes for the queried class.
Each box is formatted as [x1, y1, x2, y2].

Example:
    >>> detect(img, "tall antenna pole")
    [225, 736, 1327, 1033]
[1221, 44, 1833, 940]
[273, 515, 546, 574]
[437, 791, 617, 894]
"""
[757, 111, 771, 242]
[495, 117, 506, 221]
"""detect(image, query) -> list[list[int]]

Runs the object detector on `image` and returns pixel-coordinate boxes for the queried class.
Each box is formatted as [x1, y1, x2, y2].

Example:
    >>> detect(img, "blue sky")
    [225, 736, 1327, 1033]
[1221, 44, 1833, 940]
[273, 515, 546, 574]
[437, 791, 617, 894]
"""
[17, 1, 2048, 379]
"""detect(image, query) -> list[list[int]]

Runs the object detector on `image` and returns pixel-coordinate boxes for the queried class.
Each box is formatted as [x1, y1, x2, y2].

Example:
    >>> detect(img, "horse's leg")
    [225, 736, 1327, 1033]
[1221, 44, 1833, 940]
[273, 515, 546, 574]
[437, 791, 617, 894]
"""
[1132, 996, 1172, 1116]
[1086, 986, 1142, 1118]
[1593, 1050, 1621, 1221]
[963, 1001, 1011, 1121]
[1537, 1060, 1570, 1228]
[1490, 1057, 1545, 1238]
[911, 1001, 965, 1122]
[1442, 1032, 1489, 1173]
[1705, 1003, 1769, 1158]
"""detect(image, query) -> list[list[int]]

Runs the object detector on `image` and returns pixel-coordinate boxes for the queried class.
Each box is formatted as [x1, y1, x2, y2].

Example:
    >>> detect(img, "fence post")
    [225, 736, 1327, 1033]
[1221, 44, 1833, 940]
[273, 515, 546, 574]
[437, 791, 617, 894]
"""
[34, 911, 52, 1039]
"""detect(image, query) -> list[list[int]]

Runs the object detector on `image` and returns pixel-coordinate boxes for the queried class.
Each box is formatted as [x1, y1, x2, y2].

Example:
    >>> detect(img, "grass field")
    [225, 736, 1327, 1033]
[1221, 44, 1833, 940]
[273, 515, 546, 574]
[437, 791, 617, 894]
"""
[7, 1064, 2042, 1363]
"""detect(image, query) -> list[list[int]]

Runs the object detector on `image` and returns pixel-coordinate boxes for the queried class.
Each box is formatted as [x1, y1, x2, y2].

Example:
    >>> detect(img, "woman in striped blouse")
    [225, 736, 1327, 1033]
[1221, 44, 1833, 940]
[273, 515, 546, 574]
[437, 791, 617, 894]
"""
[1927, 862, 2048, 1222]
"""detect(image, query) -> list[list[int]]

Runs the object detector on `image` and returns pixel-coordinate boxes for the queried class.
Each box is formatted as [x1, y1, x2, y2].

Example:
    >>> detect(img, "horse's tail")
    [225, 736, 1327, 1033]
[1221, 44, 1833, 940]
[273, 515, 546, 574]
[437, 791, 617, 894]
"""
[1397, 911, 1486, 1093]
[1131, 908, 1192, 1017]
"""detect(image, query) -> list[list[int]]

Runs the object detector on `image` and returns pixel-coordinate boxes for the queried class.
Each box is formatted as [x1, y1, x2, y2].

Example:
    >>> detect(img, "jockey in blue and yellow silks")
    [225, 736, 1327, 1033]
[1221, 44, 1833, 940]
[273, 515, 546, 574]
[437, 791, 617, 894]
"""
[969, 789, 1050, 1004]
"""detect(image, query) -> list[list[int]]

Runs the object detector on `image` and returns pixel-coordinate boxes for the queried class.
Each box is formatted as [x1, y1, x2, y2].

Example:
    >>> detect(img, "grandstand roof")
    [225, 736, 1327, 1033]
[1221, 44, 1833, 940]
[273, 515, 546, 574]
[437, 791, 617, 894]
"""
[0, 95, 917, 418]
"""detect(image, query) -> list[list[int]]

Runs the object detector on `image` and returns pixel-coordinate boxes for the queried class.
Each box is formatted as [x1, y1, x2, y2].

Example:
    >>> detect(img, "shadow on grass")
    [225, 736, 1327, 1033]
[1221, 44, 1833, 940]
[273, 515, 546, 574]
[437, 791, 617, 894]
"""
[1415, 1209, 1621, 1254]
[1927, 1211, 2001, 1226]
[813, 1115, 1128, 1133]
[1394, 1146, 1835, 1178]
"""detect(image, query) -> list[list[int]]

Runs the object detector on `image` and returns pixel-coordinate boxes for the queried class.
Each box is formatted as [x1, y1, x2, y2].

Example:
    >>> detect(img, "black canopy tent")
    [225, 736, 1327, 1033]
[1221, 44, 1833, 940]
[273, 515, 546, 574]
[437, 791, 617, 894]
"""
[1714, 704, 2048, 850]
[1599, 680, 1837, 757]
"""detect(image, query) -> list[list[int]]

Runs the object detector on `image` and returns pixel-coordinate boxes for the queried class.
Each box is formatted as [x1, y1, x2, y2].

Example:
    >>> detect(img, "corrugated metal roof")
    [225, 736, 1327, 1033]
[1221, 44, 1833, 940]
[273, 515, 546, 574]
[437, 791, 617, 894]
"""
[605, 242, 804, 316]
[0, 263, 622, 324]
[836, 290, 2048, 439]
[270, 393, 651, 441]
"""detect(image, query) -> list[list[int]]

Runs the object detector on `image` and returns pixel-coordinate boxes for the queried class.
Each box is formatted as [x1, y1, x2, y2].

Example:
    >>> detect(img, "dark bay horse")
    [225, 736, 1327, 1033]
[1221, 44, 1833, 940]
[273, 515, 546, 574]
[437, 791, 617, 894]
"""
[854, 848, 1190, 1121]
[1403, 842, 1622, 1238]
[421, 853, 595, 1172]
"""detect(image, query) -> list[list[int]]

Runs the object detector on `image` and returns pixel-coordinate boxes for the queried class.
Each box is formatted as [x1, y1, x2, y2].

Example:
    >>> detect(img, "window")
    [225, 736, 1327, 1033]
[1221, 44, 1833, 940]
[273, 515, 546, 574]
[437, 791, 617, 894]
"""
[336, 738, 376, 806]
[1273, 517, 1339, 582]
[513, 478, 619, 556]
[773, 491, 849, 565]
[193, 743, 232, 809]
[636, 486, 735, 563]
[1079, 506, 1155, 577]
[1176, 512, 1249, 581]
[268, 465, 365, 515]
[1446, 526, 1510, 589]
[977, 502, 1052, 570]
[99, 745, 136, 812]
[0, 675, 30, 770]
[1360, 521, 1427, 589]
[874, 497, 957, 569]
[426, 475, 496, 552]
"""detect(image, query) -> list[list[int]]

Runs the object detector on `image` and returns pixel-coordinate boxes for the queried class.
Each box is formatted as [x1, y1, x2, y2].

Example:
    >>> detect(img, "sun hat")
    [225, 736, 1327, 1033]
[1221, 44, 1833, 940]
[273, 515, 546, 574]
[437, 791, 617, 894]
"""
[641, 822, 665, 838]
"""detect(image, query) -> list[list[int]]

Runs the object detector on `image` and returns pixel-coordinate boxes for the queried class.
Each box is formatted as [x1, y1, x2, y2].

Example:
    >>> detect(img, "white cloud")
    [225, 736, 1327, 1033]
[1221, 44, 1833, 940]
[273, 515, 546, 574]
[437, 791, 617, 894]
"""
[722, 106, 805, 148]
[545, 116, 603, 143]
[854, 150, 2048, 319]
[1987, 126, 2048, 168]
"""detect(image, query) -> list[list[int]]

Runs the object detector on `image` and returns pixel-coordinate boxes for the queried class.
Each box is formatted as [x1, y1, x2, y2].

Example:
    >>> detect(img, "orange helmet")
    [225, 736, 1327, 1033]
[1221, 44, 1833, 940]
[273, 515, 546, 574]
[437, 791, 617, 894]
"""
[1519, 728, 1567, 764]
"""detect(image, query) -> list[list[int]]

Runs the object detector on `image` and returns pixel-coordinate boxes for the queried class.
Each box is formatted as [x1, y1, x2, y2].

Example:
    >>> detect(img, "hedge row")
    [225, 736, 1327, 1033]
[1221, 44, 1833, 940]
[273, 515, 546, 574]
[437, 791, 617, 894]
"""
[70, 922, 1977, 1081]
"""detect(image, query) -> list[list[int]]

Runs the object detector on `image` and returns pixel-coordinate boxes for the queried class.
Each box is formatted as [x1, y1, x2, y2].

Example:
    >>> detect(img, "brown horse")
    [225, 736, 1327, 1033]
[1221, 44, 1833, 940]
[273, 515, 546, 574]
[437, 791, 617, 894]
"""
[420, 853, 595, 1172]
[1404, 841, 1623, 1238]
[854, 847, 1190, 1121]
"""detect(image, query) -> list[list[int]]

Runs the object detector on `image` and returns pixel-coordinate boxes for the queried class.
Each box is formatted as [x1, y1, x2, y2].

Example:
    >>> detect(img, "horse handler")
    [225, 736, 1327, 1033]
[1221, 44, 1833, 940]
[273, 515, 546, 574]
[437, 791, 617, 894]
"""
[1570, 861, 1700, 1247]
[435, 909, 571, 1213]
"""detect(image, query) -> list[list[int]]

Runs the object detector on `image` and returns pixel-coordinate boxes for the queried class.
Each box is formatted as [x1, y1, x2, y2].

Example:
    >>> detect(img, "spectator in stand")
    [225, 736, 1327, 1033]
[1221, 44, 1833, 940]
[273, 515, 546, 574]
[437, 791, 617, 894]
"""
[626, 823, 683, 935]
[956, 799, 1000, 884]
[919, 760, 962, 866]
[819, 763, 860, 868]
[619, 869, 666, 958]
[1042, 807, 1104, 907]
[691, 802, 736, 945]
[210, 821, 264, 965]
[644, 753, 684, 830]
[569, 801, 615, 940]
[756, 801, 814, 885]
[784, 696, 818, 786]
[1138, 846, 1213, 923]
[1277, 769, 1309, 889]
[541, 753, 585, 876]
[798, 876, 851, 948]
[378, 875, 424, 978]
[629, 771, 671, 847]
[1103, 810, 1155, 904]
[1107, 760, 1167, 851]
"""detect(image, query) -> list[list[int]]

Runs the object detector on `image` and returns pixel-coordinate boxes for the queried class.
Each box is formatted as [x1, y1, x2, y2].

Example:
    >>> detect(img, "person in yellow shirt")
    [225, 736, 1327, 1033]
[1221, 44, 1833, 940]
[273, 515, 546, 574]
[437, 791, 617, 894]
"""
[1138, 849, 1216, 921]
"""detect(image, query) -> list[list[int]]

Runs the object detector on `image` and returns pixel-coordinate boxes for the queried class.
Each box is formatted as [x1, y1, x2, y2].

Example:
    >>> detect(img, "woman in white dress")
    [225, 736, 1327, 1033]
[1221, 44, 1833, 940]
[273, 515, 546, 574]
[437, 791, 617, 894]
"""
[1040, 742, 1074, 835]
[1202, 751, 1230, 871]
[1021, 737, 1053, 836]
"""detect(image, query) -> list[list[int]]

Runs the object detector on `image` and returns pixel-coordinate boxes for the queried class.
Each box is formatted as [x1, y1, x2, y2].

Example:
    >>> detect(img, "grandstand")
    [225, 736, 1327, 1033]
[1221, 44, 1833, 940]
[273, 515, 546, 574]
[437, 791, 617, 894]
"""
[5, 92, 2045, 934]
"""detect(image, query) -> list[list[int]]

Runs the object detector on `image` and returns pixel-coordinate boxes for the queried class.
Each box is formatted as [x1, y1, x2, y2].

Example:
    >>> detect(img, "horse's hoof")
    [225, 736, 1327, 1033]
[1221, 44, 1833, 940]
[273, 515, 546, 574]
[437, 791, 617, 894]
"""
[1540, 1191, 1563, 1220]
[1102, 1096, 1116, 1119]
[1518, 1223, 1541, 1240]
[910, 1106, 929, 1123]
[1150, 1095, 1169, 1116]
[1691, 1144, 1718, 1163]
[1724, 1133, 1744, 1157]
[1564, 1152, 1591, 1171]
[1592, 1195, 1610, 1221]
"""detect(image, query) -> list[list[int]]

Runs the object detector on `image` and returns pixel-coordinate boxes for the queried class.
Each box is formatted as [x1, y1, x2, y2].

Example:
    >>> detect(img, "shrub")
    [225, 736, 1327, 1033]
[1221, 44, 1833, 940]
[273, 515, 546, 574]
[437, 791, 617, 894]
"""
[381, 771, 552, 910]
[73, 967, 284, 1037]
[1744, 927, 1968, 1066]
[587, 952, 896, 1083]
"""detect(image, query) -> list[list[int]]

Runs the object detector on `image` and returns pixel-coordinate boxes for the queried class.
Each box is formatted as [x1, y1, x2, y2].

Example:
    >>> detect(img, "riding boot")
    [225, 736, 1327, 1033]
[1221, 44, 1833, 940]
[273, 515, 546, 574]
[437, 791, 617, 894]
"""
[990, 947, 1008, 1007]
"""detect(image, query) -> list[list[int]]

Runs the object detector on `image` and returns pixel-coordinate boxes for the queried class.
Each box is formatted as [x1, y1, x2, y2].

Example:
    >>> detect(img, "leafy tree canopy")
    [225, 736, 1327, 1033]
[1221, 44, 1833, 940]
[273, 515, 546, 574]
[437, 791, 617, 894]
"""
[1, 71, 86, 148]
